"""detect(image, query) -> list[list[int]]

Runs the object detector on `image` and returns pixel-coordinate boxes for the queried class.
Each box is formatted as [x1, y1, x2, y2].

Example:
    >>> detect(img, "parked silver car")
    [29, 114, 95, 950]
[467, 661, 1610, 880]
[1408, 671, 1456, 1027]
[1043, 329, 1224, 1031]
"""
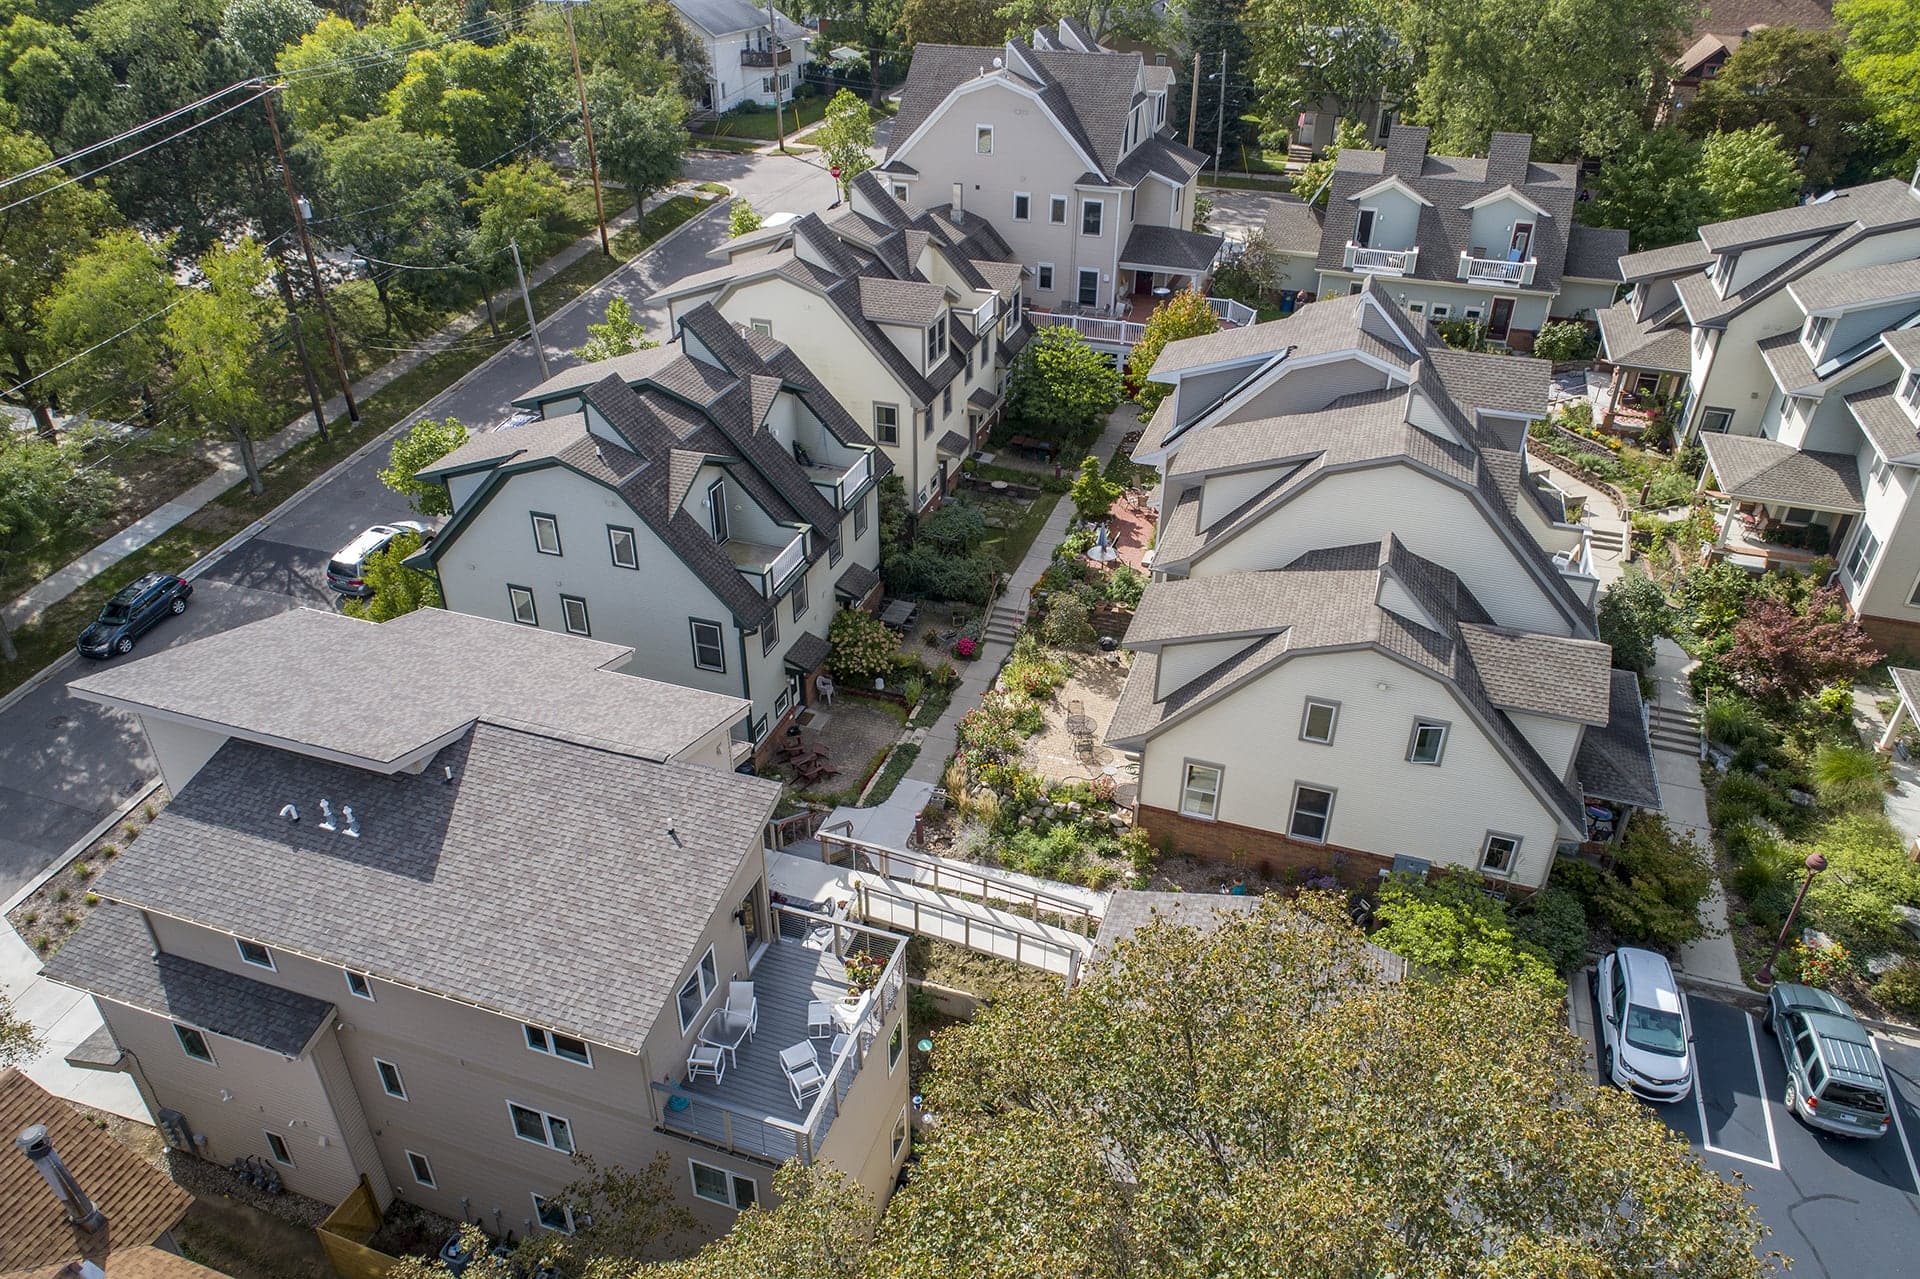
[326, 522, 428, 597]
[1596, 947, 1694, 1103]
[1763, 983, 1892, 1139]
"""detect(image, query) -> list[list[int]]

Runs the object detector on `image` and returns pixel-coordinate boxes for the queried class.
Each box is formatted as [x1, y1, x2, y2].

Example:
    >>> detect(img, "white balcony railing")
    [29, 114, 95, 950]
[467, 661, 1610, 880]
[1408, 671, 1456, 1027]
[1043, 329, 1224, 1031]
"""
[1031, 309, 1145, 348]
[1343, 242, 1418, 276]
[834, 452, 872, 508]
[1205, 296, 1258, 327]
[1459, 253, 1535, 287]
[766, 530, 806, 592]
[736, 530, 809, 597]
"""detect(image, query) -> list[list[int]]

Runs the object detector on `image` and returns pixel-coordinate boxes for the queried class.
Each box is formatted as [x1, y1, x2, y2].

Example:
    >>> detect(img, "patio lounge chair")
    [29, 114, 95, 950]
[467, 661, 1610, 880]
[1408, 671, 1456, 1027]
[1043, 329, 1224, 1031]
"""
[725, 981, 758, 1038]
[687, 1042, 727, 1084]
[780, 1042, 826, 1108]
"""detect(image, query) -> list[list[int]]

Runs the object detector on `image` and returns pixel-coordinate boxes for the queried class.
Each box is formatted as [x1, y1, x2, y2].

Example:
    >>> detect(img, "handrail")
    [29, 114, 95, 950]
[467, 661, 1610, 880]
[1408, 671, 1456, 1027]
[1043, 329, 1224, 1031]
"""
[1459, 252, 1534, 286]
[1344, 243, 1417, 275]
[819, 831, 1101, 932]
[857, 880, 1085, 986]
[1030, 309, 1146, 346]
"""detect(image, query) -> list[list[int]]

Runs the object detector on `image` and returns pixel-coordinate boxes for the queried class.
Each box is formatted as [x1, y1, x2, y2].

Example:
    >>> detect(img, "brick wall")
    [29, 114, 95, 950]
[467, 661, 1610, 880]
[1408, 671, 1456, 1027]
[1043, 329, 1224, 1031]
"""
[1860, 613, 1920, 660]
[1137, 805, 1394, 887]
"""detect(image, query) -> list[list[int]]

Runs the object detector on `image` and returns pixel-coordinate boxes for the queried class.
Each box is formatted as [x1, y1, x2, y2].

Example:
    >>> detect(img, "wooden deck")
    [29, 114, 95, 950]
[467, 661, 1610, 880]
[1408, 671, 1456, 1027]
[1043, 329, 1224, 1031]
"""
[654, 928, 900, 1163]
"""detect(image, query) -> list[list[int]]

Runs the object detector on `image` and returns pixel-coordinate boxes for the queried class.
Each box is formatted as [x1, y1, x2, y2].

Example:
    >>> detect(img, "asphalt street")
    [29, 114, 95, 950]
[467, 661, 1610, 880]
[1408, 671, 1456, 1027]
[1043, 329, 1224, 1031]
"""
[1584, 979, 1920, 1275]
[0, 149, 838, 899]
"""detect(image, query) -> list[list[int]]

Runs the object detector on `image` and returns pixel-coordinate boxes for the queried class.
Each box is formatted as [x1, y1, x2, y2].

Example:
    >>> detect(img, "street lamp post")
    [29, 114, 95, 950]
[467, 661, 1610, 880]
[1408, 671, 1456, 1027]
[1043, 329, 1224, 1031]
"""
[1756, 851, 1827, 987]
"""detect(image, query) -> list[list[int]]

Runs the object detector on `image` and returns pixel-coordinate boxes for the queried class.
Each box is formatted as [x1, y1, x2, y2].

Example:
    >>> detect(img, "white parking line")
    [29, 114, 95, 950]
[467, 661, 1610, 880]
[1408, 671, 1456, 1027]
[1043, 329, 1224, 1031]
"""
[1871, 1040, 1920, 1193]
[1688, 997, 1781, 1172]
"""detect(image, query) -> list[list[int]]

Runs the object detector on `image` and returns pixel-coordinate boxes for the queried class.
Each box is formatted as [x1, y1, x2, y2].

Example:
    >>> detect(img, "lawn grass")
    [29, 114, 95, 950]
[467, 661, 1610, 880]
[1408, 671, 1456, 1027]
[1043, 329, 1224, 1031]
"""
[696, 95, 888, 142]
[0, 192, 721, 699]
[986, 490, 1063, 577]
[688, 134, 762, 154]
[865, 743, 920, 804]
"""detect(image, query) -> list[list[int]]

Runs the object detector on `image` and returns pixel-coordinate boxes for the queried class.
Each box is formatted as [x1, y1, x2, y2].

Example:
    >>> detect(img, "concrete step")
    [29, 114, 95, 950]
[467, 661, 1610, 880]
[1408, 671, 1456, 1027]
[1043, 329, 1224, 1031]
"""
[982, 603, 1026, 643]
[1587, 525, 1628, 553]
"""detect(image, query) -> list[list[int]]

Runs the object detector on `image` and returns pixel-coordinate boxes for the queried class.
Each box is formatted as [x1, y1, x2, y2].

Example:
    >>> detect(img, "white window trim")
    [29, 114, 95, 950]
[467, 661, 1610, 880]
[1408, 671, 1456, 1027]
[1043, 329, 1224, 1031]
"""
[975, 124, 993, 154]
[1900, 370, 1920, 413]
[1288, 783, 1336, 845]
[1300, 698, 1339, 745]
[235, 938, 275, 971]
[608, 525, 639, 570]
[891, 1104, 910, 1159]
[524, 1024, 594, 1067]
[676, 945, 721, 1032]
[1699, 406, 1735, 434]
[1049, 195, 1067, 224]
[1179, 760, 1222, 821]
[1036, 262, 1055, 292]
[1354, 205, 1379, 246]
[344, 970, 374, 1001]
[405, 1149, 436, 1188]
[1013, 191, 1030, 221]
[375, 1057, 407, 1100]
[1081, 198, 1103, 237]
[559, 594, 591, 637]
[507, 1101, 574, 1153]
[175, 1024, 215, 1065]
[265, 1131, 294, 1167]
[1480, 831, 1522, 876]
[532, 1192, 576, 1234]
[508, 585, 537, 627]
[688, 1158, 757, 1210]
[748, 318, 772, 336]
[1407, 719, 1450, 766]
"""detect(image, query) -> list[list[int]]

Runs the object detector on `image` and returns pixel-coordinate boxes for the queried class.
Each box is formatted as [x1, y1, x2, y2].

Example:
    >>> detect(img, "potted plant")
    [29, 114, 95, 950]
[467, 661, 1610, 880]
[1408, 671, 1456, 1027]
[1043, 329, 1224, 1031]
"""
[844, 950, 886, 994]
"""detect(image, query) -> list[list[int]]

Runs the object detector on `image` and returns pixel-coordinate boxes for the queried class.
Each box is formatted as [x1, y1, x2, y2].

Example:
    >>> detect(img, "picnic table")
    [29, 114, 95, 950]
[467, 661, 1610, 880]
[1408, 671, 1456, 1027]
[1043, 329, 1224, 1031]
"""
[1009, 434, 1059, 460]
[795, 757, 841, 784]
[880, 598, 918, 630]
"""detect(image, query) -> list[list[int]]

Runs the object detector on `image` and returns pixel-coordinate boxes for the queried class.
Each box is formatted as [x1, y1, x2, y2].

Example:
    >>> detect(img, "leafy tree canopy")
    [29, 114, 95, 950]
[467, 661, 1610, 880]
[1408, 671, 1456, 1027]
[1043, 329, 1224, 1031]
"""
[37, 227, 177, 421]
[1597, 569, 1669, 675]
[385, 35, 570, 171]
[575, 296, 656, 363]
[0, 431, 116, 658]
[218, 0, 322, 77]
[1698, 123, 1803, 222]
[314, 114, 466, 328]
[163, 237, 280, 492]
[1372, 868, 1564, 999]
[1129, 289, 1218, 412]
[815, 88, 875, 195]
[342, 530, 442, 621]
[727, 198, 762, 238]
[900, 0, 1004, 46]
[1835, 0, 1920, 166]
[1724, 583, 1881, 704]
[1068, 453, 1121, 523]
[1292, 116, 1373, 205]
[276, 11, 433, 138]
[1585, 128, 1712, 250]
[1683, 26, 1866, 190]
[467, 158, 570, 266]
[378, 415, 468, 517]
[0, 991, 40, 1067]
[1007, 326, 1120, 440]
[581, 71, 687, 208]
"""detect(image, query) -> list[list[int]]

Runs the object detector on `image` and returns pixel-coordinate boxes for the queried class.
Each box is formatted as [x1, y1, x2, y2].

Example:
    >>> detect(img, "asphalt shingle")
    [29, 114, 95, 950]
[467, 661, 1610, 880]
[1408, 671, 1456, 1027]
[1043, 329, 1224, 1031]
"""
[1701, 432, 1865, 510]
[1575, 671, 1664, 809]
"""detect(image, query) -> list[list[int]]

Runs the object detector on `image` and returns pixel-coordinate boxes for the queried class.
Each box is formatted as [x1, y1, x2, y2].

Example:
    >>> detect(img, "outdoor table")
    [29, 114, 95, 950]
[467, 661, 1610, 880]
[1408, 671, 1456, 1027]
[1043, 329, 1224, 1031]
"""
[1065, 713, 1096, 738]
[1151, 286, 1172, 298]
[990, 480, 1009, 492]
[880, 599, 918, 629]
[700, 1013, 750, 1066]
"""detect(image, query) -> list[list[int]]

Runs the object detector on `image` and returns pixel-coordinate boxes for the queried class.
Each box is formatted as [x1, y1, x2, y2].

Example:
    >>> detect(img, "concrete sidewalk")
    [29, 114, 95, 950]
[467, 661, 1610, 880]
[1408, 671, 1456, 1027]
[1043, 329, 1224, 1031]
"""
[904, 408, 1140, 784]
[1651, 637, 1747, 987]
[0, 926, 148, 1121]
[2, 187, 686, 634]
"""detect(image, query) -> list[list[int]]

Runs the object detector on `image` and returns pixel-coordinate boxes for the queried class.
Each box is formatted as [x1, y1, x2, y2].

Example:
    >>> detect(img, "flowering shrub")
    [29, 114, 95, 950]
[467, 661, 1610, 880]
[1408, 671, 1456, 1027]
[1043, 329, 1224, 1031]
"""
[1789, 938, 1855, 989]
[929, 659, 961, 690]
[843, 950, 887, 992]
[953, 636, 978, 660]
[829, 607, 897, 682]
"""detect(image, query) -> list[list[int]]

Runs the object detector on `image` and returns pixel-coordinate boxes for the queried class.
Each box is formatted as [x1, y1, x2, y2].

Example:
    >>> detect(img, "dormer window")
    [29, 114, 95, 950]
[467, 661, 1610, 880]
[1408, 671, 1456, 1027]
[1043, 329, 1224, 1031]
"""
[976, 125, 993, 154]
[926, 316, 948, 365]
[707, 479, 729, 544]
[1902, 370, 1920, 415]
[1804, 313, 1835, 353]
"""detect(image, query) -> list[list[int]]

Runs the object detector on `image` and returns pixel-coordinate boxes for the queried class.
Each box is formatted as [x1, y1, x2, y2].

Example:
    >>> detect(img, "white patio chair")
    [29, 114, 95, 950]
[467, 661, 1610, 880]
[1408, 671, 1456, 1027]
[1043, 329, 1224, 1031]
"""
[807, 1000, 834, 1039]
[779, 1042, 825, 1108]
[687, 1042, 727, 1084]
[725, 981, 759, 1038]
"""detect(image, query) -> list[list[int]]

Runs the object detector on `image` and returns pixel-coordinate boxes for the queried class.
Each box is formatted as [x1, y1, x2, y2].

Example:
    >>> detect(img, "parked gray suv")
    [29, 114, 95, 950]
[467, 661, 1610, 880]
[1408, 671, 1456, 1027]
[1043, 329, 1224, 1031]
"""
[1763, 983, 1892, 1139]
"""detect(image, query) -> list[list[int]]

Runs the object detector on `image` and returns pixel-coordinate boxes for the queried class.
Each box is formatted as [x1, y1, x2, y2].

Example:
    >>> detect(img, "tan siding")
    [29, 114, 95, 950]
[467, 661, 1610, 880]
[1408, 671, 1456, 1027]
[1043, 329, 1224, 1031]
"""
[309, 1030, 393, 1207]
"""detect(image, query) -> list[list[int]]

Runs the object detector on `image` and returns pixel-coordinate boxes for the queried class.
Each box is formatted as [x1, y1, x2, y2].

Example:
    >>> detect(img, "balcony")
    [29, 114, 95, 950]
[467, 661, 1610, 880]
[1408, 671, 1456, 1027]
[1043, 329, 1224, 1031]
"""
[803, 451, 874, 511]
[1343, 243, 1418, 276]
[652, 907, 906, 1166]
[741, 46, 792, 67]
[1458, 252, 1536, 287]
[1031, 308, 1145, 350]
[727, 529, 808, 597]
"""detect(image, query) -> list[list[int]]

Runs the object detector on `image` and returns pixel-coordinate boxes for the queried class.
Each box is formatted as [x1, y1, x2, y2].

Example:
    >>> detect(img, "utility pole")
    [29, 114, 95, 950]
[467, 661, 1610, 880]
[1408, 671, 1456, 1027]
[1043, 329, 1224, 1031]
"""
[510, 239, 550, 382]
[1213, 49, 1227, 181]
[263, 87, 359, 422]
[546, 0, 609, 256]
[1187, 51, 1201, 149]
[273, 267, 328, 444]
[765, 0, 786, 153]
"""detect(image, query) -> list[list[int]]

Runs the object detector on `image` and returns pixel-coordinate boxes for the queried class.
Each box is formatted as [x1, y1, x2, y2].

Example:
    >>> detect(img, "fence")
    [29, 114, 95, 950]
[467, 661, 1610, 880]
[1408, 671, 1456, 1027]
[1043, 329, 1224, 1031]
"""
[316, 1177, 397, 1279]
[819, 831, 1101, 934]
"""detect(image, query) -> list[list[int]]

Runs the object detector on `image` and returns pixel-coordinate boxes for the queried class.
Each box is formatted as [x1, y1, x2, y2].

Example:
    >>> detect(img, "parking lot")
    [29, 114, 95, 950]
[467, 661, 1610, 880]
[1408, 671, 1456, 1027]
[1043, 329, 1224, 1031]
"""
[1580, 979, 1920, 1274]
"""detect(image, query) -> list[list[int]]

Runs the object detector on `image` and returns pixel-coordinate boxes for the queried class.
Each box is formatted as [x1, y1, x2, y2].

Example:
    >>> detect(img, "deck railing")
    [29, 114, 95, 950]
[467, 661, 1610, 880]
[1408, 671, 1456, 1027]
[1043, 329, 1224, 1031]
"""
[1205, 296, 1258, 327]
[1458, 253, 1535, 287]
[1030, 309, 1146, 347]
[820, 831, 1100, 934]
[1343, 243, 1418, 276]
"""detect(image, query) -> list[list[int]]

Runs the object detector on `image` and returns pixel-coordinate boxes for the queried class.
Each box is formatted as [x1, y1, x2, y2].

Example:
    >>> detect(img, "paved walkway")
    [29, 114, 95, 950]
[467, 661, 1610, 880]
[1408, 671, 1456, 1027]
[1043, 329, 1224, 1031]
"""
[1, 187, 693, 633]
[903, 408, 1141, 784]
[1651, 637, 1746, 987]
[0, 927, 148, 1120]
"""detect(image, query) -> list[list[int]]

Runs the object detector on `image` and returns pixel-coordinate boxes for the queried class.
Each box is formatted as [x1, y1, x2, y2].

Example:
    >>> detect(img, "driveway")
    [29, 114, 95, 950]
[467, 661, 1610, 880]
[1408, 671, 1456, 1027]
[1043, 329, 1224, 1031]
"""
[1581, 979, 1920, 1274]
[0, 150, 839, 901]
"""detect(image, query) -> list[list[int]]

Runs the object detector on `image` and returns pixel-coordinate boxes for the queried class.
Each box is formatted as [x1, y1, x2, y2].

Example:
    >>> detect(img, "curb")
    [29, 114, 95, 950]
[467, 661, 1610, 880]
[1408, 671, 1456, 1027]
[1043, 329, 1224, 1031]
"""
[0, 192, 731, 722]
[2, 778, 163, 916]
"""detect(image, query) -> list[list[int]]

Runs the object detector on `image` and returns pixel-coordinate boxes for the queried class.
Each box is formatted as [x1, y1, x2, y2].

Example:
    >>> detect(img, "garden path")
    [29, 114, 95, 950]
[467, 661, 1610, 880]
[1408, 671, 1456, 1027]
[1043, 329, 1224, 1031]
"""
[902, 408, 1142, 784]
[1654, 638, 1746, 987]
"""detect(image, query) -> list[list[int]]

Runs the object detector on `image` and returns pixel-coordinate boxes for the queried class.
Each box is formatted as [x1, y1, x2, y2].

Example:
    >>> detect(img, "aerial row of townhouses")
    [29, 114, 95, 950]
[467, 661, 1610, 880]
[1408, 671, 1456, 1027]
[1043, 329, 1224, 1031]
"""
[82, 10, 1920, 1256]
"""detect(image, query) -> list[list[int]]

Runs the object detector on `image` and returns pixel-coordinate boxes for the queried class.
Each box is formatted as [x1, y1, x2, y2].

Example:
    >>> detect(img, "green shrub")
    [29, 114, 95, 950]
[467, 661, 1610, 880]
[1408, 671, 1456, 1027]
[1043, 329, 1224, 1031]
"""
[1811, 744, 1889, 811]
[1511, 888, 1591, 975]
[1532, 320, 1600, 363]
[884, 545, 1001, 603]
[1040, 591, 1097, 649]
[1710, 770, 1790, 828]
[1872, 959, 1920, 1015]
[1802, 812, 1920, 952]
[1104, 563, 1146, 609]
[1704, 696, 1774, 750]
[1371, 870, 1562, 998]
[1556, 815, 1712, 948]
[1643, 469, 1697, 509]
[919, 500, 989, 553]
[828, 607, 898, 683]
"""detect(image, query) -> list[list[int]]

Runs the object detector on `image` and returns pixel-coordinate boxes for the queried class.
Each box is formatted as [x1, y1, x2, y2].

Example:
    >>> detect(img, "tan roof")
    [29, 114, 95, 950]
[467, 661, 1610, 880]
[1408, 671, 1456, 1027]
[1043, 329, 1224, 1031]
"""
[12, 1248, 229, 1279]
[0, 1072, 192, 1272]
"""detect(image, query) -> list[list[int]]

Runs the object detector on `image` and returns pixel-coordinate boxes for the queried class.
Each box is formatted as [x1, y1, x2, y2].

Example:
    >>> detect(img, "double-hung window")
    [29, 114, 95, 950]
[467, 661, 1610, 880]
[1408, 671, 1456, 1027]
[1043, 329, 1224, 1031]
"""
[1081, 199, 1102, 237]
[790, 572, 809, 622]
[874, 403, 900, 445]
[525, 1025, 593, 1067]
[509, 1102, 573, 1153]
[1407, 720, 1449, 765]
[690, 1159, 758, 1209]
[1048, 195, 1067, 224]
[854, 493, 870, 538]
[926, 317, 948, 365]
[761, 610, 780, 655]
[1901, 371, 1920, 414]
[531, 513, 561, 556]
[690, 619, 727, 672]
[1480, 832, 1521, 875]
[676, 946, 720, 1031]
[1180, 762, 1221, 819]
[559, 595, 590, 637]
[1013, 192, 1030, 221]
[1036, 263, 1055, 292]
[608, 525, 639, 569]
[1300, 699, 1338, 744]
[942, 385, 953, 417]
[375, 1058, 407, 1099]
[1288, 785, 1335, 844]
[975, 125, 993, 154]
[1699, 407, 1735, 434]
[1845, 528, 1882, 583]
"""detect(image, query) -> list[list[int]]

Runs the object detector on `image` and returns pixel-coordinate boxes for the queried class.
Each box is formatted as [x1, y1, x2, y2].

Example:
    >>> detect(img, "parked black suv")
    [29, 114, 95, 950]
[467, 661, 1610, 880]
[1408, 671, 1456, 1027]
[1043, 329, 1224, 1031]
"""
[76, 572, 192, 658]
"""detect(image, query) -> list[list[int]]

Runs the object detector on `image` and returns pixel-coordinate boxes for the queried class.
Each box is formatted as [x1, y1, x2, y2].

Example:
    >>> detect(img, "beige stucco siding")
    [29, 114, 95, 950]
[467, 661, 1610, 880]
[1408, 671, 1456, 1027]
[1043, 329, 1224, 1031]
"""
[1138, 647, 1563, 887]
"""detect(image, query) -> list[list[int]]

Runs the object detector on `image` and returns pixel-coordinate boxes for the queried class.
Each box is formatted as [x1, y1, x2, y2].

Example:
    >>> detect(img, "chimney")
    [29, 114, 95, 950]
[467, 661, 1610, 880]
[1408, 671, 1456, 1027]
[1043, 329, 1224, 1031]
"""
[1485, 132, 1533, 187]
[1383, 125, 1430, 179]
[16, 1124, 105, 1232]
[951, 182, 965, 221]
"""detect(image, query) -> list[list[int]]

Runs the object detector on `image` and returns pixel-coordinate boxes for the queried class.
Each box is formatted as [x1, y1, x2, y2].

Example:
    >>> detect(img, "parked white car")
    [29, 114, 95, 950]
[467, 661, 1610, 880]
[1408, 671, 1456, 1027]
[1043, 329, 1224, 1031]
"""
[1596, 947, 1694, 1103]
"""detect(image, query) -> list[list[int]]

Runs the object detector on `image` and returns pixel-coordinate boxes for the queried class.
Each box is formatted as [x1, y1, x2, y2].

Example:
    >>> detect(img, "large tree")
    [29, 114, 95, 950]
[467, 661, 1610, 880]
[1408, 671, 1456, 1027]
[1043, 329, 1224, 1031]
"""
[1007, 326, 1121, 440]
[1699, 124, 1803, 222]
[546, 0, 712, 103]
[1395, 0, 1693, 162]
[581, 72, 686, 216]
[814, 88, 874, 196]
[276, 10, 432, 138]
[0, 432, 116, 660]
[315, 115, 467, 330]
[37, 228, 180, 425]
[1835, 0, 1920, 166]
[1244, 0, 1410, 148]
[1169, 0, 1255, 166]
[164, 238, 281, 495]
[385, 35, 569, 171]
[1682, 25, 1867, 190]
[871, 895, 1765, 1277]
[465, 158, 568, 329]
[0, 105, 115, 438]
[900, 0, 1005, 47]
[218, 0, 323, 77]
[1585, 128, 1713, 250]
[377, 415, 468, 517]
[1129, 289, 1218, 412]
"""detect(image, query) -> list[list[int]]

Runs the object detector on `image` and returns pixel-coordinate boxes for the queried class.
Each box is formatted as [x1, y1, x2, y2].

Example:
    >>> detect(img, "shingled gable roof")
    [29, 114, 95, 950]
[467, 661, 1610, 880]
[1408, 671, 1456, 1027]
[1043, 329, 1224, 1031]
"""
[1313, 127, 1603, 294]
[1108, 536, 1589, 832]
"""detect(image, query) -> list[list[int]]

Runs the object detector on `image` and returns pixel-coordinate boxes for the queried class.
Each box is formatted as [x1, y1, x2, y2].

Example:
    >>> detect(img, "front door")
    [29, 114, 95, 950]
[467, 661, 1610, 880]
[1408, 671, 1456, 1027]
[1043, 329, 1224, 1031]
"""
[1354, 208, 1376, 247]
[788, 666, 806, 712]
[1487, 298, 1514, 341]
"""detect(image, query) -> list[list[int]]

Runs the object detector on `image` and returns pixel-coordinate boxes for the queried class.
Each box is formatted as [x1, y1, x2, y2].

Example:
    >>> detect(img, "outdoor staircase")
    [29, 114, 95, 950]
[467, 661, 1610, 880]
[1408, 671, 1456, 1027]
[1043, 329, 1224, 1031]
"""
[1648, 703, 1702, 756]
[982, 599, 1027, 645]
[1587, 524, 1628, 556]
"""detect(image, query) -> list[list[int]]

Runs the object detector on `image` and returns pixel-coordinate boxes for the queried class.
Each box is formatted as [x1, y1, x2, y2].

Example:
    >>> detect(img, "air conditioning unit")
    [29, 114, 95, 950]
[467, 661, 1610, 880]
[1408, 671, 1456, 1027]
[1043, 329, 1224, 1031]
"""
[156, 1108, 195, 1153]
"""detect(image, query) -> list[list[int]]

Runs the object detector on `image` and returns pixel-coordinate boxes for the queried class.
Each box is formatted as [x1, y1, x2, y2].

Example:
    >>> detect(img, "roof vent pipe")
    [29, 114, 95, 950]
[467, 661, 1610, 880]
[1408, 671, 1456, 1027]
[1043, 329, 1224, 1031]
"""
[343, 806, 360, 839]
[16, 1124, 105, 1232]
[318, 799, 336, 832]
[279, 804, 298, 823]
[443, 765, 454, 785]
